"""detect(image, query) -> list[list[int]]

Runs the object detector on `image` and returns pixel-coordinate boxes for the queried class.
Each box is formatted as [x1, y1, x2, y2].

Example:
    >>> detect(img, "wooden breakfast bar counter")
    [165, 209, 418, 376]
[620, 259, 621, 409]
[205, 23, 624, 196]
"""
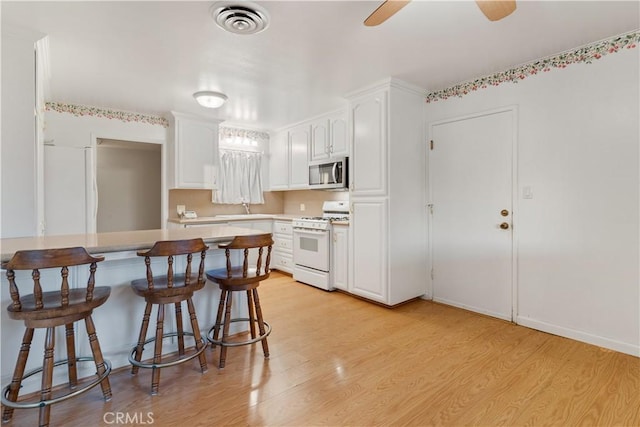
[0, 225, 267, 394]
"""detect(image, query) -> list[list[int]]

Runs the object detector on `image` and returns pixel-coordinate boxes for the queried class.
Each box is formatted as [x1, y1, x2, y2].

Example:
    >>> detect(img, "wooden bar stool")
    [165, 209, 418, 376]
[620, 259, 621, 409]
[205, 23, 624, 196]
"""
[205, 233, 273, 369]
[1, 247, 112, 427]
[129, 238, 209, 395]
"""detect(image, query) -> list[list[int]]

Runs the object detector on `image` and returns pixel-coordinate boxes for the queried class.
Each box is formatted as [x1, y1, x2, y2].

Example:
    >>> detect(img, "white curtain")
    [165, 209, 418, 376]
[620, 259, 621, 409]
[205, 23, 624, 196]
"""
[214, 150, 264, 204]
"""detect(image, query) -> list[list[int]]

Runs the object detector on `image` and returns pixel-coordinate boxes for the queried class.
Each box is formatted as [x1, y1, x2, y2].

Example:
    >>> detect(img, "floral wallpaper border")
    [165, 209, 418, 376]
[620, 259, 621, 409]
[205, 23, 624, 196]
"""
[220, 126, 270, 141]
[45, 102, 170, 127]
[425, 30, 640, 103]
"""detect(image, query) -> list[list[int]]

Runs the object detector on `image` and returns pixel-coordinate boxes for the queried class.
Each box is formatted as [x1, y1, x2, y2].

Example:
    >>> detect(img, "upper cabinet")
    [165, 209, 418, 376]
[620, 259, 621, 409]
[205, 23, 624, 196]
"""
[270, 108, 348, 191]
[269, 129, 289, 190]
[289, 123, 310, 189]
[349, 91, 387, 197]
[310, 109, 348, 161]
[268, 123, 310, 190]
[167, 112, 223, 189]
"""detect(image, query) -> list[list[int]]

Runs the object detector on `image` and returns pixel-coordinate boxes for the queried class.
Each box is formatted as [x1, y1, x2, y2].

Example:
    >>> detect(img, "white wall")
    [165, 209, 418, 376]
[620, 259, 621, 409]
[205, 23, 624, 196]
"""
[1, 31, 42, 238]
[424, 48, 639, 356]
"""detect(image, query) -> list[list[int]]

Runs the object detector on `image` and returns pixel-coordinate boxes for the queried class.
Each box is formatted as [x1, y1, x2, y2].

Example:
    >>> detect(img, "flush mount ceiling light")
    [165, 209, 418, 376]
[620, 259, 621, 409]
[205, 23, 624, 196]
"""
[211, 1, 270, 35]
[193, 91, 228, 108]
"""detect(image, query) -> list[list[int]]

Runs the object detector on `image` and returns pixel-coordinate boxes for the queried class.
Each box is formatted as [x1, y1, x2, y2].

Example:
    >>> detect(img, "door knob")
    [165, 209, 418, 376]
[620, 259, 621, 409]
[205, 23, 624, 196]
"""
[500, 209, 509, 217]
[500, 222, 510, 230]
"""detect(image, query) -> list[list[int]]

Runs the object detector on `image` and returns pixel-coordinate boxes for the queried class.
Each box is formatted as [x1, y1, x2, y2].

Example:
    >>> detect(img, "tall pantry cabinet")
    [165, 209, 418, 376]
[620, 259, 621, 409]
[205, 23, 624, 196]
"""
[347, 78, 428, 305]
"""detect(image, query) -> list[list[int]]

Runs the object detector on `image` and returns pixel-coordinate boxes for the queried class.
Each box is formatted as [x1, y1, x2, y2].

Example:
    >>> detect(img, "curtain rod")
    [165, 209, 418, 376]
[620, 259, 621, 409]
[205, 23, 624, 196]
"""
[220, 147, 264, 154]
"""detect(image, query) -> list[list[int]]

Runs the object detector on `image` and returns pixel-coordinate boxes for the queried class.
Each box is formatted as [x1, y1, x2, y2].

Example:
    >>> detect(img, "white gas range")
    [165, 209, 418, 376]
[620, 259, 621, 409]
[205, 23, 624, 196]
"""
[292, 201, 349, 291]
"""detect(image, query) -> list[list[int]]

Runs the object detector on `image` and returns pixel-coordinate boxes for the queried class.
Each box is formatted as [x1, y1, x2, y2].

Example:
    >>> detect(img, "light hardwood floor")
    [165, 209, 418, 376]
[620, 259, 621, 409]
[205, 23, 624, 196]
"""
[3, 272, 639, 426]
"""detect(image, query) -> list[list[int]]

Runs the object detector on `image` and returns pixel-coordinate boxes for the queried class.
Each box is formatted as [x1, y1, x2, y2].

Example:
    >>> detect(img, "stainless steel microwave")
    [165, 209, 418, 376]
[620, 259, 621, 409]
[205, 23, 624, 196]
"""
[308, 157, 348, 190]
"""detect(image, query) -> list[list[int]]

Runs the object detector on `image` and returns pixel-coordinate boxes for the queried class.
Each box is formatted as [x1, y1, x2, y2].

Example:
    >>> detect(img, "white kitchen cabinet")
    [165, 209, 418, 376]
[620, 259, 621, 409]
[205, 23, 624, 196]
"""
[269, 130, 289, 190]
[347, 78, 427, 306]
[271, 220, 293, 274]
[331, 223, 349, 291]
[349, 201, 387, 302]
[268, 123, 309, 190]
[167, 112, 223, 190]
[350, 90, 388, 197]
[289, 124, 310, 189]
[310, 110, 348, 161]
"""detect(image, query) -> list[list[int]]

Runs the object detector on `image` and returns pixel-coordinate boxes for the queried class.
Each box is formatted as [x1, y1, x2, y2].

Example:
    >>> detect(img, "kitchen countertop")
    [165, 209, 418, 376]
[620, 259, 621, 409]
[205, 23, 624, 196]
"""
[0, 225, 265, 262]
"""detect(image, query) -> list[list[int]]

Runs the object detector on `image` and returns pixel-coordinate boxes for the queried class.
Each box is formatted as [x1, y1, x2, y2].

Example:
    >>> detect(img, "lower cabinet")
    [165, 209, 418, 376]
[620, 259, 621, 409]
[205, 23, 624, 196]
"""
[332, 224, 349, 291]
[271, 220, 293, 274]
[349, 199, 388, 303]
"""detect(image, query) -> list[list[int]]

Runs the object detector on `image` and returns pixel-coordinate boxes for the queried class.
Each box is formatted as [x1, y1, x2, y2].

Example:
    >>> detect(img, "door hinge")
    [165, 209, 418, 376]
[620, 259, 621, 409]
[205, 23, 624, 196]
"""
[430, 269, 434, 280]
[427, 203, 434, 214]
[430, 140, 434, 150]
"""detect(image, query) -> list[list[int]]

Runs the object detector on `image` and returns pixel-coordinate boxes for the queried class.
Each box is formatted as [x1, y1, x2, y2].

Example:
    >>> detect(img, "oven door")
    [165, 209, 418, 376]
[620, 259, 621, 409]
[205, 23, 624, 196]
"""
[293, 228, 330, 272]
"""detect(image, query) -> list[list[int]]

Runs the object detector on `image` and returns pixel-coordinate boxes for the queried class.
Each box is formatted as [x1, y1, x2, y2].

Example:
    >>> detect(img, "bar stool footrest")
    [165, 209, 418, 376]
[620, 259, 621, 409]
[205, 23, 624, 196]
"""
[207, 318, 271, 347]
[1, 357, 112, 409]
[129, 332, 207, 369]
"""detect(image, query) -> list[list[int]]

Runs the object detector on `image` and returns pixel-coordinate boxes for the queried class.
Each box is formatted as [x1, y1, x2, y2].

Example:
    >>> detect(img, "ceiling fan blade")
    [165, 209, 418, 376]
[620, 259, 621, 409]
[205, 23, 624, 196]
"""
[475, 0, 517, 21]
[364, 0, 411, 27]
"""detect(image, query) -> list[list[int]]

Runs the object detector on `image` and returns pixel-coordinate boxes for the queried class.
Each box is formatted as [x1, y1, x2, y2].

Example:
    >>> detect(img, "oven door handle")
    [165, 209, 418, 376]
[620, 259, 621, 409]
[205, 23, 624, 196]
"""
[293, 228, 327, 235]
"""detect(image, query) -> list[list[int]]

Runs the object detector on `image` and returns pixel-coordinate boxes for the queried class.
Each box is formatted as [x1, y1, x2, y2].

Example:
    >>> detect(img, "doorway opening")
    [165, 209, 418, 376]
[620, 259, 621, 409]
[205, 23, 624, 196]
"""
[96, 139, 161, 233]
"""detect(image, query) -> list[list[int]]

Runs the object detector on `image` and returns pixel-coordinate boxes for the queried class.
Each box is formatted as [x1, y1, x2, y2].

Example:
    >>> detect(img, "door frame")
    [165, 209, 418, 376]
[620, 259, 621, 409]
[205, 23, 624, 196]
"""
[426, 105, 519, 321]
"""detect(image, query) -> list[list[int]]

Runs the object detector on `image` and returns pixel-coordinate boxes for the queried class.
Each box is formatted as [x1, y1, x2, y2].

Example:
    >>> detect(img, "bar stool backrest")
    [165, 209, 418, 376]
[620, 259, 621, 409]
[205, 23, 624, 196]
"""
[2, 247, 105, 312]
[136, 238, 209, 290]
[219, 233, 274, 283]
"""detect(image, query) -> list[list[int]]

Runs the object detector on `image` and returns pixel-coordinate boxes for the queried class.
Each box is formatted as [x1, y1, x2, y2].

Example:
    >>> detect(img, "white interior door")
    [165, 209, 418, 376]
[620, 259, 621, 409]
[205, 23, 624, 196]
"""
[429, 109, 515, 320]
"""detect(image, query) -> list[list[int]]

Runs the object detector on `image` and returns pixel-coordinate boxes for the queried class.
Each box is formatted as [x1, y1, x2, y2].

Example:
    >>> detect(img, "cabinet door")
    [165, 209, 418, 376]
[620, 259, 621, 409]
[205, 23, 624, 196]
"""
[332, 225, 349, 291]
[269, 130, 289, 190]
[329, 112, 349, 157]
[289, 124, 310, 189]
[310, 119, 330, 161]
[350, 199, 387, 303]
[175, 119, 218, 189]
[350, 91, 387, 196]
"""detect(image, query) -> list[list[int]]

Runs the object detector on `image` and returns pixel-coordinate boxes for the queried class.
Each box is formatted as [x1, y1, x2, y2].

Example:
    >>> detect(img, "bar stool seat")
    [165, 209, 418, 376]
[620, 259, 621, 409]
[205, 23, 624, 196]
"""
[129, 238, 209, 395]
[1, 247, 112, 427]
[205, 233, 273, 369]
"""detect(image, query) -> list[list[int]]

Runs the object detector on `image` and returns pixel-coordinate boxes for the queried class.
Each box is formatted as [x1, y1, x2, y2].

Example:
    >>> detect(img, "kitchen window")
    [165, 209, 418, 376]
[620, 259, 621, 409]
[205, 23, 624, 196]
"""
[213, 127, 268, 204]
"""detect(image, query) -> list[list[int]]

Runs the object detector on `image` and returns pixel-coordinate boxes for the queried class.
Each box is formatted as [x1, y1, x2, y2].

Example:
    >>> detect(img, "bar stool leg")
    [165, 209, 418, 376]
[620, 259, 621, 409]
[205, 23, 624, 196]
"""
[252, 289, 269, 358]
[151, 304, 165, 395]
[175, 302, 185, 357]
[219, 291, 234, 369]
[186, 297, 208, 373]
[85, 315, 112, 400]
[40, 327, 55, 427]
[211, 290, 227, 349]
[132, 302, 152, 375]
[64, 323, 78, 389]
[2, 328, 35, 422]
[247, 290, 256, 339]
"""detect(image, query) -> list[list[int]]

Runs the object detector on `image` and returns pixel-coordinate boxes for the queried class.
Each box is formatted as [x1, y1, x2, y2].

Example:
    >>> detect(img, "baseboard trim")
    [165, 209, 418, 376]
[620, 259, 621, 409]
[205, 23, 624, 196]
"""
[432, 297, 512, 322]
[517, 315, 639, 357]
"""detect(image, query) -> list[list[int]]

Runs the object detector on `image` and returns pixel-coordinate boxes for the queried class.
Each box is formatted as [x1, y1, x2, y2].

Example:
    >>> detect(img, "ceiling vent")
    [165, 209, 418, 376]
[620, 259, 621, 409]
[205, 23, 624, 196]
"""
[211, 1, 270, 35]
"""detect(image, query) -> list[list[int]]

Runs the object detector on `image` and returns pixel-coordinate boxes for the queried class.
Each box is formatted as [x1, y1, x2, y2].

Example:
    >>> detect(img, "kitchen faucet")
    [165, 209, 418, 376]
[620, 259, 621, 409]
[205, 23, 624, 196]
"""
[242, 202, 251, 214]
